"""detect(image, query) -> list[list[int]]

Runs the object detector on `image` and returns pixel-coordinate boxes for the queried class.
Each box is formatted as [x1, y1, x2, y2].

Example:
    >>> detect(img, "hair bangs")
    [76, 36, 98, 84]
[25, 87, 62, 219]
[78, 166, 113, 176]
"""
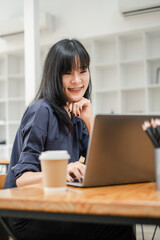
[59, 42, 90, 74]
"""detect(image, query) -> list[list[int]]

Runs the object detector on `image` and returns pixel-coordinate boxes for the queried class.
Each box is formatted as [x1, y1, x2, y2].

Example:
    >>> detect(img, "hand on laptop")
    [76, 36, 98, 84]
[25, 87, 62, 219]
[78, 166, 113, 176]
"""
[67, 161, 86, 182]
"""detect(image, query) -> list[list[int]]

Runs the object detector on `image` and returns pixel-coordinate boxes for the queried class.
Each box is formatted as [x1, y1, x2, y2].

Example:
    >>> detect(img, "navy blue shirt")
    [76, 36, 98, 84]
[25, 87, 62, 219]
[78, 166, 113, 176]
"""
[4, 98, 89, 189]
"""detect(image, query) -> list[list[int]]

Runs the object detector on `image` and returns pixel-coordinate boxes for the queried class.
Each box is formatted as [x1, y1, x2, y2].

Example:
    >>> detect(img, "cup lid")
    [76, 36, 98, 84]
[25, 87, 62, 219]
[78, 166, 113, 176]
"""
[39, 150, 70, 160]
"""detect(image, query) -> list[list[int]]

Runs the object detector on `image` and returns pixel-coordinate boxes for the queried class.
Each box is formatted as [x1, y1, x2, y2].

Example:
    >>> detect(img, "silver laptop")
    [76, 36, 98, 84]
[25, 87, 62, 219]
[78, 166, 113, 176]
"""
[67, 114, 158, 187]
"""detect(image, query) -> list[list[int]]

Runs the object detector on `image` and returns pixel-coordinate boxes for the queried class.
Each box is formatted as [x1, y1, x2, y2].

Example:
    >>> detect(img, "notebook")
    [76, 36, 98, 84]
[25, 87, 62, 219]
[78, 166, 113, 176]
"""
[67, 114, 159, 187]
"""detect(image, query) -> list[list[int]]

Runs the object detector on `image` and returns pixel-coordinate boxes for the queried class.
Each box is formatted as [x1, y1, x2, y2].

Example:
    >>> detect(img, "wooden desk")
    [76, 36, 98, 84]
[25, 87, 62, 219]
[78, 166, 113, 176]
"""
[0, 160, 9, 165]
[0, 160, 9, 173]
[0, 182, 160, 226]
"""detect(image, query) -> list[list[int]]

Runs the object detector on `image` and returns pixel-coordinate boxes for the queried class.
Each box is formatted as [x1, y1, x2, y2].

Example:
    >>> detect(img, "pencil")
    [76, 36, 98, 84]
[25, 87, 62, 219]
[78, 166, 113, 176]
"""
[142, 121, 159, 148]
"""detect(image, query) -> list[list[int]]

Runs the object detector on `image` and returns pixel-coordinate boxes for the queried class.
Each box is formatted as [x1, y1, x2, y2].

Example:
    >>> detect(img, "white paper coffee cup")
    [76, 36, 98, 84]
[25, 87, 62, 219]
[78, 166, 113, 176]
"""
[39, 150, 70, 192]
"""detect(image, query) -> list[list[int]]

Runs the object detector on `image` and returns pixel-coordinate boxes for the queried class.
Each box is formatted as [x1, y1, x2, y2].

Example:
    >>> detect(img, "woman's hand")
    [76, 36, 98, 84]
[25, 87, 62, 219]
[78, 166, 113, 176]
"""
[67, 161, 86, 182]
[67, 97, 93, 134]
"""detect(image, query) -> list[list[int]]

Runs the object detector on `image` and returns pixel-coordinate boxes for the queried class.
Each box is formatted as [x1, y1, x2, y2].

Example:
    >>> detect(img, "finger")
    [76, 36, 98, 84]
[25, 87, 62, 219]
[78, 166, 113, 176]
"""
[68, 102, 73, 112]
[69, 168, 82, 182]
[66, 173, 74, 182]
[72, 103, 77, 116]
[76, 104, 81, 117]
[80, 98, 90, 108]
[77, 162, 86, 176]
[76, 101, 84, 112]
[79, 105, 83, 112]
[72, 102, 83, 117]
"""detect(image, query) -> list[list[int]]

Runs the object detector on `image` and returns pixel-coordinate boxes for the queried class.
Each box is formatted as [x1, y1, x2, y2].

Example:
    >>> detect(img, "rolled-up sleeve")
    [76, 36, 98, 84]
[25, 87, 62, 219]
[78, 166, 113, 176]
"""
[11, 125, 47, 179]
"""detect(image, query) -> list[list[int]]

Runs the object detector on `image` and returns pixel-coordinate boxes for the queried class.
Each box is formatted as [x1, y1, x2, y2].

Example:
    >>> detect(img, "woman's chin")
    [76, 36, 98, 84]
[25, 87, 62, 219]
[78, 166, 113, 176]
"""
[68, 96, 83, 103]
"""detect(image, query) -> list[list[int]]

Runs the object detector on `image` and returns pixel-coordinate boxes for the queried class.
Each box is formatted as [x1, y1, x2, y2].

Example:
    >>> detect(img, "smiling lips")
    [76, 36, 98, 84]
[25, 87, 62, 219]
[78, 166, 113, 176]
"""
[68, 87, 83, 93]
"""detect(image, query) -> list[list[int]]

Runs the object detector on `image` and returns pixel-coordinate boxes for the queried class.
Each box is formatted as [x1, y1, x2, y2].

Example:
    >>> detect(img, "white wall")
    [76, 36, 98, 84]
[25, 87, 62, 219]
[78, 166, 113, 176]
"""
[0, 0, 160, 48]
[0, 0, 23, 20]
[39, 0, 160, 40]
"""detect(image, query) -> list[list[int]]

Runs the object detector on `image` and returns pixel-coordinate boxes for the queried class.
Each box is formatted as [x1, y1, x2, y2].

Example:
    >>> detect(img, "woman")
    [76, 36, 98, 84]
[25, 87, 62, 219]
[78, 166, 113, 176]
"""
[4, 39, 136, 240]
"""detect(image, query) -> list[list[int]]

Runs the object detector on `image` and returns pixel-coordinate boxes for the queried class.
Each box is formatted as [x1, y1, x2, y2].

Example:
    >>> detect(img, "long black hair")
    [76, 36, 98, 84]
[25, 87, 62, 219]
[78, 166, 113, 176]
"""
[34, 38, 92, 131]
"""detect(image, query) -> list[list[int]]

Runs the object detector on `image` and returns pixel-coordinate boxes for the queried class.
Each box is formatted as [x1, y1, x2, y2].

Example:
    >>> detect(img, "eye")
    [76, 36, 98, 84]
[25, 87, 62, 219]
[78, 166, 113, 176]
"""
[80, 67, 88, 74]
[80, 70, 87, 74]
[63, 72, 71, 75]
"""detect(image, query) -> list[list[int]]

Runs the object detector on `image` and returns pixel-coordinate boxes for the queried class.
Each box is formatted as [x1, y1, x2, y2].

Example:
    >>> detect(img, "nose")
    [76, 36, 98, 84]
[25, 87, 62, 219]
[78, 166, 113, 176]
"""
[71, 71, 81, 84]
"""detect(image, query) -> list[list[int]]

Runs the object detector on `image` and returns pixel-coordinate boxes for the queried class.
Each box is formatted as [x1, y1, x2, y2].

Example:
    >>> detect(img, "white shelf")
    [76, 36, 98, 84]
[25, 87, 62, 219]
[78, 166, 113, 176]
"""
[95, 88, 118, 93]
[0, 98, 7, 103]
[8, 120, 20, 125]
[0, 120, 6, 125]
[0, 145, 8, 159]
[8, 101, 25, 121]
[146, 58, 160, 85]
[0, 81, 7, 99]
[119, 59, 144, 64]
[0, 50, 25, 159]
[120, 61, 145, 89]
[8, 97, 25, 102]
[145, 30, 160, 59]
[8, 124, 19, 145]
[146, 56, 160, 61]
[148, 83, 160, 88]
[0, 77, 7, 81]
[95, 65, 117, 90]
[0, 56, 6, 77]
[118, 33, 144, 61]
[40, 45, 51, 71]
[88, 27, 160, 116]
[121, 89, 145, 113]
[1, 27, 160, 158]
[120, 86, 145, 91]
[8, 52, 24, 75]
[148, 87, 160, 113]
[0, 125, 6, 145]
[94, 37, 117, 64]
[81, 39, 92, 58]
[8, 79, 25, 98]
[8, 73, 24, 79]
[0, 102, 6, 121]
[94, 62, 117, 68]
[95, 91, 119, 114]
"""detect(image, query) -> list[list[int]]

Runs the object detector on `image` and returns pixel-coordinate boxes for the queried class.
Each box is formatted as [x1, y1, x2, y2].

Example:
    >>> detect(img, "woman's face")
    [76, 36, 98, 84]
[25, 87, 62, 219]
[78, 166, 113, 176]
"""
[62, 65, 90, 103]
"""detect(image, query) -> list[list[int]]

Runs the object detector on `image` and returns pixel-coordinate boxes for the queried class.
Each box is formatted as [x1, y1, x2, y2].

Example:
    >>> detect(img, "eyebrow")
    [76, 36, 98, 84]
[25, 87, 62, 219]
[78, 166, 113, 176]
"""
[62, 66, 88, 73]
[80, 66, 88, 69]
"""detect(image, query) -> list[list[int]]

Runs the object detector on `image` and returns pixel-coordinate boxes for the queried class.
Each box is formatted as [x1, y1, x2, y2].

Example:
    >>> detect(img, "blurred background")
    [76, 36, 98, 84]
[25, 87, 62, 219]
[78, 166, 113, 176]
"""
[1, 1, 160, 238]
[0, 0, 160, 160]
